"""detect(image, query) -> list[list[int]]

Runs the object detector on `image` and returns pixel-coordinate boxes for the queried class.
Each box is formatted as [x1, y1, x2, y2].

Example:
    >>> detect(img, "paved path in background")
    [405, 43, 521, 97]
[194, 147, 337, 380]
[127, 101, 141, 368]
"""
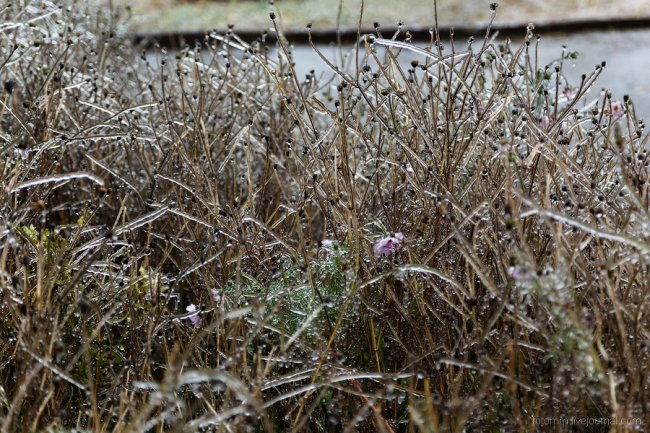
[538, 29, 650, 121]
[147, 29, 650, 121]
[288, 29, 650, 121]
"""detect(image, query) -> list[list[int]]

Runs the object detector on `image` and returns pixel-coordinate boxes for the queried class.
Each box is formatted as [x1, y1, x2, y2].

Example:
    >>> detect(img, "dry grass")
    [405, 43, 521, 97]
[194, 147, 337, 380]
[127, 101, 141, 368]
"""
[1, 1, 649, 432]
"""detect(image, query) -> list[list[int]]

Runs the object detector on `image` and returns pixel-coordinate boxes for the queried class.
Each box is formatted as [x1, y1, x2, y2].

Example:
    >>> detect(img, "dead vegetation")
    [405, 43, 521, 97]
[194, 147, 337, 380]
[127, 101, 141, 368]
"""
[0, 1, 649, 432]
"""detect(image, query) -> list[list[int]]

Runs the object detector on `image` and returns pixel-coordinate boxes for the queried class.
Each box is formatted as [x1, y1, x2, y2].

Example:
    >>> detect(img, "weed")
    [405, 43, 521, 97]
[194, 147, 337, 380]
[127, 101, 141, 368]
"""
[1, 1, 649, 432]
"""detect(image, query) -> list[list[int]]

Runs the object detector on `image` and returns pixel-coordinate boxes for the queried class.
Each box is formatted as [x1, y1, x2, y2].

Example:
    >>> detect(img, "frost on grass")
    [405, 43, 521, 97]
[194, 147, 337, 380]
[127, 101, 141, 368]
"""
[1, 0, 649, 432]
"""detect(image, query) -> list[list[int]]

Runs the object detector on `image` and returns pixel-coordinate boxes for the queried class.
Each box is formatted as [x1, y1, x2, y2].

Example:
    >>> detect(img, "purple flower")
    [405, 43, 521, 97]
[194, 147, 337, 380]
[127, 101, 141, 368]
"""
[611, 100, 624, 117]
[186, 304, 201, 327]
[539, 114, 550, 130]
[562, 87, 576, 99]
[476, 100, 485, 115]
[509, 266, 533, 280]
[211, 289, 221, 303]
[406, 164, 415, 177]
[373, 232, 405, 258]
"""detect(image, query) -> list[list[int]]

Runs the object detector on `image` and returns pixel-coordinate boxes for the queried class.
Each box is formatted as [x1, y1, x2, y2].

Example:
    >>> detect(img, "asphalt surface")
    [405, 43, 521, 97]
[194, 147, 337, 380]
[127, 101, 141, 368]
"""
[286, 28, 650, 121]
[146, 28, 650, 121]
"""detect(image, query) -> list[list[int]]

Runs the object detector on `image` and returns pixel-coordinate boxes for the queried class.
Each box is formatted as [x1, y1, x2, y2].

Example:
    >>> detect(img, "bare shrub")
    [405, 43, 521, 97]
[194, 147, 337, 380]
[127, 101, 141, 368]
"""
[1, 1, 649, 432]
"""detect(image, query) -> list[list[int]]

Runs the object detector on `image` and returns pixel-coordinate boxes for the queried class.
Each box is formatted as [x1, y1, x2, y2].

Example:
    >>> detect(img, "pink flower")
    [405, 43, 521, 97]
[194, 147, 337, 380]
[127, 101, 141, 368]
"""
[563, 87, 576, 99]
[508, 266, 533, 280]
[186, 304, 201, 327]
[373, 232, 405, 258]
[539, 114, 550, 130]
[211, 289, 221, 303]
[611, 100, 624, 117]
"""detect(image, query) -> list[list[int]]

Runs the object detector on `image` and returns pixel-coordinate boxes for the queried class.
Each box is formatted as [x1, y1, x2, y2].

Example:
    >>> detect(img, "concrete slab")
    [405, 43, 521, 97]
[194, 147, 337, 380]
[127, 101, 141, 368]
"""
[285, 29, 650, 121]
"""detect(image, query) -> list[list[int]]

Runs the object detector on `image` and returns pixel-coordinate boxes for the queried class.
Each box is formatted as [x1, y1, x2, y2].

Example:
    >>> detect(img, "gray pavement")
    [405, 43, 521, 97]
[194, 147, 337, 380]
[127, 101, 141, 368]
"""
[535, 29, 650, 121]
[147, 28, 650, 121]
[288, 29, 650, 121]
